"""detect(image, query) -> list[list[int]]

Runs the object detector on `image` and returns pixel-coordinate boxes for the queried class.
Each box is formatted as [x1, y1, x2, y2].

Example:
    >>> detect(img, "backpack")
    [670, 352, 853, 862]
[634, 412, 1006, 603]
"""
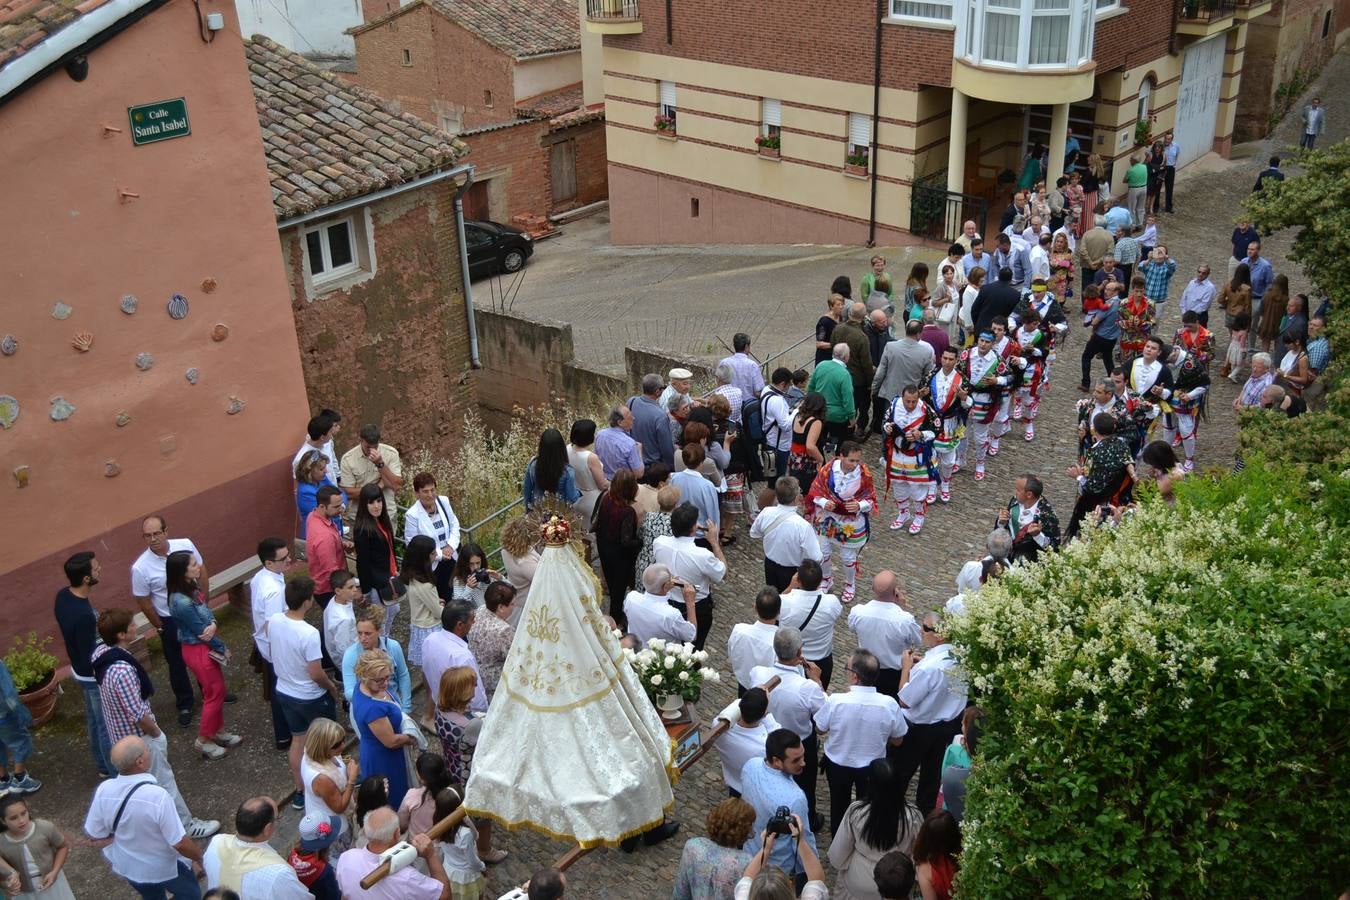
[743, 389, 784, 449]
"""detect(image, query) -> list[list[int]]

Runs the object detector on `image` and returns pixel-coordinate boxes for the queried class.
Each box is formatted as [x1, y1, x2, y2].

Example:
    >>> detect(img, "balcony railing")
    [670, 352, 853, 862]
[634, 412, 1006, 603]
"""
[586, 0, 640, 23]
[910, 183, 989, 247]
[1178, 0, 1237, 23]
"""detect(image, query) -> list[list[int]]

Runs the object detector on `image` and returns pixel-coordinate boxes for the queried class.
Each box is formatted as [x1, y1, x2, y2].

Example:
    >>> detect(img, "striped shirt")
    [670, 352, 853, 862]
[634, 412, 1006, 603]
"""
[92, 645, 153, 743]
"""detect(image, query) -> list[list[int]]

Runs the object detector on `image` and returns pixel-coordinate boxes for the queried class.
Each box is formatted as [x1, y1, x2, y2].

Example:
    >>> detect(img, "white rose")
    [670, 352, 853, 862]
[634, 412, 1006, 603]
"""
[664, 656, 676, 669]
[694, 650, 709, 662]
[650, 674, 663, 686]
[648, 639, 666, 652]
[678, 671, 690, 681]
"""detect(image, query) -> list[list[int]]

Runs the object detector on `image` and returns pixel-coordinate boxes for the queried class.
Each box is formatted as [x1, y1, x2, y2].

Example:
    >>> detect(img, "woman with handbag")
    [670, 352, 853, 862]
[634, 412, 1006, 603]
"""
[1275, 330, 1312, 398]
[931, 263, 961, 340]
[166, 550, 241, 760]
[353, 483, 400, 636]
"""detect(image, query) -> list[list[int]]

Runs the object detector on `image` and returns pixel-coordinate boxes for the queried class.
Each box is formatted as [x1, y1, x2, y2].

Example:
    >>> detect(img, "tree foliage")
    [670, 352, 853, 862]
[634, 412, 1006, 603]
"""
[1240, 139, 1350, 466]
[949, 463, 1349, 898]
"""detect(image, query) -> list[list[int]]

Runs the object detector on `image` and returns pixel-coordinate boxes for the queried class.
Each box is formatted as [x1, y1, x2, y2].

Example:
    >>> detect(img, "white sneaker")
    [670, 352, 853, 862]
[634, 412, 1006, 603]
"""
[187, 818, 221, 840]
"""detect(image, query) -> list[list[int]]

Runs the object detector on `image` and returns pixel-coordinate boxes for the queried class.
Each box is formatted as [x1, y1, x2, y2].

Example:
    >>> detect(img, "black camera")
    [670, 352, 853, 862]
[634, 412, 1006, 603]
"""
[472, 568, 493, 585]
[766, 806, 793, 836]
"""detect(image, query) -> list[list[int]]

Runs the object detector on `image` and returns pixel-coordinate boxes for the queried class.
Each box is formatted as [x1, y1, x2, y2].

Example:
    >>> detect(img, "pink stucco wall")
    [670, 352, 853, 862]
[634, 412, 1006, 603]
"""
[0, 0, 308, 650]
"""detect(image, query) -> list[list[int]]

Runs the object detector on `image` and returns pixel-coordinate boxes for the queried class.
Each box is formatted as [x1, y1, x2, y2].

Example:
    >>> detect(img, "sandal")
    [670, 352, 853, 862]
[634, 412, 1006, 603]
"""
[481, 848, 510, 864]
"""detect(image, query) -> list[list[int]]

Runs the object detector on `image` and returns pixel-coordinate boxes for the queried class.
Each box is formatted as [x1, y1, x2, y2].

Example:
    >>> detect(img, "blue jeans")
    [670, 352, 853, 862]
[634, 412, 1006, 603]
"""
[127, 861, 201, 900]
[80, 680, 114, 776]
[0, 716, 32, 770]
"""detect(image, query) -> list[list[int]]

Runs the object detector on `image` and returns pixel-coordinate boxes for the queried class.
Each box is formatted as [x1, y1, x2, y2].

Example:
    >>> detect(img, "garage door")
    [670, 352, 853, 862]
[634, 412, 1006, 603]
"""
[1174, 34, 1226, 169]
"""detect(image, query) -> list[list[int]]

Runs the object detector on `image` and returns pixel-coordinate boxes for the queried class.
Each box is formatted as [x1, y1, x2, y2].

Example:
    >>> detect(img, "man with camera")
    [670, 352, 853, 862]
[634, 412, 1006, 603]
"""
[735, 809, 827, 899]
[624, 564, 697, 646]
[738, 729, 818, 889]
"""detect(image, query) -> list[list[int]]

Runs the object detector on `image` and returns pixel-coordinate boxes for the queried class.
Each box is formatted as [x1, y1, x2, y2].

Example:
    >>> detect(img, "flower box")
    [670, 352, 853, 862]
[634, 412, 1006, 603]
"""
[843, 163, 869, 177]
[758, 145, 780, 159]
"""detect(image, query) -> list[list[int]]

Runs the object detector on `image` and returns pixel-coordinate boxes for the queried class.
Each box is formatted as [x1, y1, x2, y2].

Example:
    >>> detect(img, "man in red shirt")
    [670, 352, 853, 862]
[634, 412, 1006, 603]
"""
[304, 486, 349, 673]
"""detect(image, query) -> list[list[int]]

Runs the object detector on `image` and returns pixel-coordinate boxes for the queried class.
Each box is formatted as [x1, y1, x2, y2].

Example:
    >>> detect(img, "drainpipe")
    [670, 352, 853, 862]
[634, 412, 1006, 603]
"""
[866, 0, 884, 248]
[452, 167, 482, 368]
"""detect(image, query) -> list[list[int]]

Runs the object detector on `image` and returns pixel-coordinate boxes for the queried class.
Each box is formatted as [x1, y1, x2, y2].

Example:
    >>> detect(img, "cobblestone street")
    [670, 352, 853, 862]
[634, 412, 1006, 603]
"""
[39, 47, 1347, 900]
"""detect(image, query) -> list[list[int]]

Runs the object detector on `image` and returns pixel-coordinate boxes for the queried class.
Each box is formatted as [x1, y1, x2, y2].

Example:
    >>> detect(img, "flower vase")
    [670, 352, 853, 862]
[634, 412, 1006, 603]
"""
[656, 692, 684, 720]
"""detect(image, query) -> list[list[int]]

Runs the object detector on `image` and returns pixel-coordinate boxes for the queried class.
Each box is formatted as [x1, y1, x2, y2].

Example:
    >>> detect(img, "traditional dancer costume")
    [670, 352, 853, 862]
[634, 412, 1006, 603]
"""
[1172, 324, 1216, 372]
[990, 332, 1025, 454]
[1075, 394, 1130, 463]
[996, 493, 1060, 563]
[956, 340, 1012, 481]
[883, 395, 938, 534]
[1014, 289, 1069, 388]
[806, 458, 877, 602]
[1013, 323, 1049, 441]
[1118, 291, 1155, 363]
[1163, 348, 1210, 471]
[1128, 354, 1174, 446]
[927, 365, 969, 503]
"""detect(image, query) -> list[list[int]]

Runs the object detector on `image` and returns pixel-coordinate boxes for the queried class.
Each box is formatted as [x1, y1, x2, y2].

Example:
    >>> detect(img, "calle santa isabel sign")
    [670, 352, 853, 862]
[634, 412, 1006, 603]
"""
[127, 98, 191, 146]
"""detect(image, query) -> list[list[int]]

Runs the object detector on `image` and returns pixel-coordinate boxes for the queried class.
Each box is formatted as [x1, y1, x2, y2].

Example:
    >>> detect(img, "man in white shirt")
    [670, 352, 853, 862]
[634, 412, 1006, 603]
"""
[727, 589, 780, 695]
[291, 413, 339, 485]
[203, 797, 311, 899]
[267, 576, 341, 810]
[847, 570, 922, 698]
[420, 600, 487, 718]
[1029, 232, 1052, 282]
[249, 537, 294, 751]
[84, 736, 206, 898]
[895, 613, 969, 813]
[749, 627, 827, 832]
[654, 503, 727, 650]
[777, 560, 843, 689]
[713, 688, 779, 797]
[625, 564, 697, 646]
[761, 369, 795, 480]
[322, 572, 361, 676]
[130, 514, 208, 726]
[750, 477, 823, 591]
[814, 650, 907, 835]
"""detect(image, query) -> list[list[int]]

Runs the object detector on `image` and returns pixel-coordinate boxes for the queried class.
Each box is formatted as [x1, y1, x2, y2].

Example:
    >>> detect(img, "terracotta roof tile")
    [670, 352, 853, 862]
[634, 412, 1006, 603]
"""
[355, 0, 577, 59]
[246, 35, 467, 220]
[515, 83, 582, 119]
[0, 0, 89, 71]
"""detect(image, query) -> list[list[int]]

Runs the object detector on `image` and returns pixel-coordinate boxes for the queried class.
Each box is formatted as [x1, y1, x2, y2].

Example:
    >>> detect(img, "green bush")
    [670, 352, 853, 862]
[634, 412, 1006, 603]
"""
[4, 633, 58, 692]
[948, 463, 1349, 898]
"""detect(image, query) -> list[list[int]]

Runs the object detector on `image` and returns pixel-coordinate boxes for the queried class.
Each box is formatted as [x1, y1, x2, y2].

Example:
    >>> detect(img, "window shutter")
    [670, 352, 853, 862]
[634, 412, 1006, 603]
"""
[762, 98, 781, 127]
[659, 80, 677, 109]
[848, 112, 872, 148]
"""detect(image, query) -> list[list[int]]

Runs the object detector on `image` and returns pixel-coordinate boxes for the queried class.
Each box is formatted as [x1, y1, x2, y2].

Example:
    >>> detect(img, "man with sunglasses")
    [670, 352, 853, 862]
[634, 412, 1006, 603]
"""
[131, 515, 210, 728]
[893, 613, 968, 813]
[250, 537, 295, 752]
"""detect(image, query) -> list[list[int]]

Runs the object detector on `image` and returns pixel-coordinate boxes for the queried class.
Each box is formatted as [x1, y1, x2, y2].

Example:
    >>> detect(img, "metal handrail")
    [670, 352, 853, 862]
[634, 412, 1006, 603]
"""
[758, 333, 817, 378]
[586, 0, 640, 20]
[461, 496, 525, 565]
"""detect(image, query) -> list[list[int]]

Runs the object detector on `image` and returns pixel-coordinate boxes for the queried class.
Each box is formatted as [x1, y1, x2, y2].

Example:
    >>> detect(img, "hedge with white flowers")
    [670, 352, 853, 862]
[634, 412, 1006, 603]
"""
[948, 463, 1349, 898]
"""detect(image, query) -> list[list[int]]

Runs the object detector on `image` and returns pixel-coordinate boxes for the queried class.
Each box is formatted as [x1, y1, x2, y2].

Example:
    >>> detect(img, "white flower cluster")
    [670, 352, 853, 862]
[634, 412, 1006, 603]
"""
[629, 640, 720, 695]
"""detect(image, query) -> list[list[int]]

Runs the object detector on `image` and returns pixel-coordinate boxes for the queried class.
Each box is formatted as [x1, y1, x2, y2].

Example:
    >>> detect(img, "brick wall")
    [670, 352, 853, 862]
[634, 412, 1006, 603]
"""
[1094, 0, 1177, 73]
[1235, 0, 1340, 140]
[605, 1, 953, 90]
[285, 182, 477, 459]
[547, 119, 609, 213]
[464, 120, 551, 221]
[352, 6, 516, 130]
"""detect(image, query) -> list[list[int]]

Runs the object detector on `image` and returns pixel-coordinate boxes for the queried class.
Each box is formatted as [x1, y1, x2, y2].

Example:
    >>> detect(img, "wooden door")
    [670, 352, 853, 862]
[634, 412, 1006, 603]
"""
[463, 180, 489, 221]
[551, 138, 577, 205]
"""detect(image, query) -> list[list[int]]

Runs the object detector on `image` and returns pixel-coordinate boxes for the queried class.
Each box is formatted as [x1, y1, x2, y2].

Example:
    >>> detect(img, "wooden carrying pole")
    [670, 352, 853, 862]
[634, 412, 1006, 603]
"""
[538, 674, 784, 879]
[360, 807, 468, 889]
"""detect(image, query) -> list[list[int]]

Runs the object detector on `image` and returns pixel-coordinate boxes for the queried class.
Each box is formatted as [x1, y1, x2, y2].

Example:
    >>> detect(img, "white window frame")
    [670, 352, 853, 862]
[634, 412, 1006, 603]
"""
[961, 0, 1095, 70]
[887, 0, 955, 24]
[761, 98, 781, 138]
[300, 208, 377, 293]
[1094, 0, 1122, 14]
[659, 80, 677, 118]
[1137, 76, 1154, 123]
[847, 112, 872, 161]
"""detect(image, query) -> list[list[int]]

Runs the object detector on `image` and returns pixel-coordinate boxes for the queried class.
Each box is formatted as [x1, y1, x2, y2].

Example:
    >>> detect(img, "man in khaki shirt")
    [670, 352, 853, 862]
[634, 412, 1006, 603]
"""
[338, 424, 404, 523]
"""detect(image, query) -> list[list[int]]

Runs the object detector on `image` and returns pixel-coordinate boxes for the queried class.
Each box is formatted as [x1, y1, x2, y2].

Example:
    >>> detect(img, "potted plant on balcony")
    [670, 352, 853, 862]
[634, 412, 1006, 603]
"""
[3, 633, 59, 728]
[1134, 114, 1156, 148]
[624, 638, 720, 720]
[844, 149, 869, 176]
[654, 113, 676, 138]
[755, 133, 781, 158]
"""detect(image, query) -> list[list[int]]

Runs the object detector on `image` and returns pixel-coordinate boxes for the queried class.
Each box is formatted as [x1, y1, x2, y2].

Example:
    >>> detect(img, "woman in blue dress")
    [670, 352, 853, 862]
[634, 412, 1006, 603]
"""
[351, 649, 417, 809]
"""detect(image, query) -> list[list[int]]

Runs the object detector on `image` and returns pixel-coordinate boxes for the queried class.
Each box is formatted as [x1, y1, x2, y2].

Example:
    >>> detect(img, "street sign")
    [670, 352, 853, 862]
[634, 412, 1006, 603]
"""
[127, 98, 191, 146]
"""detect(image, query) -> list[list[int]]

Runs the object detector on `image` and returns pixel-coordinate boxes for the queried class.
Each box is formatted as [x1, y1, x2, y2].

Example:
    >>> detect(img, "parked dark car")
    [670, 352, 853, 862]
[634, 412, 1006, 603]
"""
[464, 219, 533, 278]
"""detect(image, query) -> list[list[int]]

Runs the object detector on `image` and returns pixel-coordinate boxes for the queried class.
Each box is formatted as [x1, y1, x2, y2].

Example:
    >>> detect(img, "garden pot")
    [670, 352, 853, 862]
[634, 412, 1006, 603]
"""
[656, 130, 677, 140]
[758, 146, 780, 159]
[843, 163, 868, 177]
[19, 673, 58, 727]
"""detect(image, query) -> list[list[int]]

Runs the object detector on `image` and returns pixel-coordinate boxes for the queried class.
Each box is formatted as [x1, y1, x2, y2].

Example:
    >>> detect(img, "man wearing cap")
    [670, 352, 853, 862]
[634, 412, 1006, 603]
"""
[956, 332, 1012, 482]
[659, 368, 695, 414]
[203, 796, 310, 899]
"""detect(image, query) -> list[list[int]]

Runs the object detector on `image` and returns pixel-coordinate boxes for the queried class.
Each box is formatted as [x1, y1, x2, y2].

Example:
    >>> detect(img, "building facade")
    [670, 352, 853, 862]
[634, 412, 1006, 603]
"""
[588, 0, 1265, 244]
[0, 0, 309, 648]
[1234, 0, 1346, 141]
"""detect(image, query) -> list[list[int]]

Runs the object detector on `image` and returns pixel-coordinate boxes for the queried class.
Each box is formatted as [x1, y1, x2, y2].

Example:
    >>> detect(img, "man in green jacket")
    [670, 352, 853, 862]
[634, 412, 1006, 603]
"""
[830, 302, 874, 436]
[807, 342, 856, 450]
[1124, 153, 1149, 231]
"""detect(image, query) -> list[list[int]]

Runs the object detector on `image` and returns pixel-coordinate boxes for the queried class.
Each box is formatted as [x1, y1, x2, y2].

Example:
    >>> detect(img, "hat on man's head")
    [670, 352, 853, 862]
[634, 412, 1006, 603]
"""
[299, 813, 343, 852]
[668, 368, 693, 380]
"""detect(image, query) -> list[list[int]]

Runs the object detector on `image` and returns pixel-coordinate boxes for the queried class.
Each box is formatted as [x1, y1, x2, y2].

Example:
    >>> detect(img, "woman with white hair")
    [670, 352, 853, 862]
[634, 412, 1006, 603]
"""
[1234, 352, 1274, 410]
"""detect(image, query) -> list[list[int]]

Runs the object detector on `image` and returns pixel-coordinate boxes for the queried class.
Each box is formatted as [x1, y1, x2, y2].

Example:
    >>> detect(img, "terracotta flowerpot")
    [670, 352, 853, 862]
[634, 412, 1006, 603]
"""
[843, 163, 868, 177]
[758, 146, 780, 159]
[19, 673, 59, 728]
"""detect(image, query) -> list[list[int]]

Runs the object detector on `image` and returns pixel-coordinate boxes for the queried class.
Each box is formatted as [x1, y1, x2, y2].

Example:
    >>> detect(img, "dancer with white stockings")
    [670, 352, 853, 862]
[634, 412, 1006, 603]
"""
[988, 317, 1026, 456]
[957, 332, 1013, 482]
[926, 347, 969, 504]
[805, 442, 876, 603]
[1012, 309, 1049, 442]
[882, 385, 937, 534]
[1163, 346, 1209, 472]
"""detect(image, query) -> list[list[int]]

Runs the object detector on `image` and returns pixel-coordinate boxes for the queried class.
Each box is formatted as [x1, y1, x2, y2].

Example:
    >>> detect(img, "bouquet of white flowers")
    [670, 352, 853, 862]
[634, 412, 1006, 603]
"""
[621, 638, 721, 704]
